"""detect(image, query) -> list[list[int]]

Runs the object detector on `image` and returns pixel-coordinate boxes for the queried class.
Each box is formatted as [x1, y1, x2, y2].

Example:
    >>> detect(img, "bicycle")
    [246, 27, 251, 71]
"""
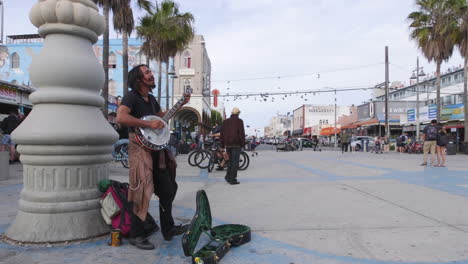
[208, 143, 250, 172]
[188, 147, 211, 168]
[113, 139, 129, 168]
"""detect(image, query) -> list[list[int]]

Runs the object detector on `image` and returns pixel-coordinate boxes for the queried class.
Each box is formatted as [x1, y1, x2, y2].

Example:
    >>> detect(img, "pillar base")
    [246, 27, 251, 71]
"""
[5, 207, 109, 243]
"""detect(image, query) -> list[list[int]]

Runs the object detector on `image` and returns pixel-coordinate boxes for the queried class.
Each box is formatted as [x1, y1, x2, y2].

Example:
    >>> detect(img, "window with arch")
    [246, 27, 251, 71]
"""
[109, 52, 117, 68]
[183, 50, 191, 68]
[11, 53, 20, 69]
[183, 79, 192, 92]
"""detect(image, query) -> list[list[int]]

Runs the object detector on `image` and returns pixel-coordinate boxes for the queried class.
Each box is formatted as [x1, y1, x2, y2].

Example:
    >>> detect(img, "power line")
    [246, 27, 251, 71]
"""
[212, 62, 385, 83]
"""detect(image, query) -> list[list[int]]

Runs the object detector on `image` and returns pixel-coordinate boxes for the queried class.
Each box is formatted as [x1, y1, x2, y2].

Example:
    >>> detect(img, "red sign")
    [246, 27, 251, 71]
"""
[212, 89, 220, 107]
[0, 86, 17, 102]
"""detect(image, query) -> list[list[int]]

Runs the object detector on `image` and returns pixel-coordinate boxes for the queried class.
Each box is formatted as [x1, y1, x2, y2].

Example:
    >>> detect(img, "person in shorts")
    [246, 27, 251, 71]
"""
[421, 119, 438, 166]
[436, 128, 449, 167]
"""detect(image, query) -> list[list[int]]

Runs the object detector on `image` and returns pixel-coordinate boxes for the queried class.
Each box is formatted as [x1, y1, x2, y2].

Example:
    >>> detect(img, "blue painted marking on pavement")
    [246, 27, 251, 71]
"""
[198, 168, 208, 178]
[313, 155, 398, 172]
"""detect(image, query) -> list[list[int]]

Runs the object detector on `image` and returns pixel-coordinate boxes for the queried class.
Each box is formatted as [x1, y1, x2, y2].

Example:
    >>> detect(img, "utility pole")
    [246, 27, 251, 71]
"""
[385, 46, 390, 139]
[334, 89, 337, 148]
[410, 57, 425, 140]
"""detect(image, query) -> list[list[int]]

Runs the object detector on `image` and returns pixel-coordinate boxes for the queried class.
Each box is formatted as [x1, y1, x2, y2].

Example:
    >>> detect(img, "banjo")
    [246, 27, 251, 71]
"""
[134, 88, 192, 151]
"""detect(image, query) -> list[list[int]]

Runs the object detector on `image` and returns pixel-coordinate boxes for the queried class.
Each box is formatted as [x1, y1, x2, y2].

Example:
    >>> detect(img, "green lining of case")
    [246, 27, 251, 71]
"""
[182, 190, 251, 260]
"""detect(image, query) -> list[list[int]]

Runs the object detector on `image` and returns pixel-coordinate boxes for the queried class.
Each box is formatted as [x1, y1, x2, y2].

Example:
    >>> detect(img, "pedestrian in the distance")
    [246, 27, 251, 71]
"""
[421, 119, 438, 166]
[341, 131, 349, 153]
[220, 107, 245, 185]
[436, 128, 448, 167]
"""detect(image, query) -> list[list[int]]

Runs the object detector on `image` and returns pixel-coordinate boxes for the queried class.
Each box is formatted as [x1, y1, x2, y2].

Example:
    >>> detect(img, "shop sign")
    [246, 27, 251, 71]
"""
[179, 68, 195, 76]
[428, 104, 437, 120]
[0, 86, 17, 102]
[407, 109, 415, 122]
[441, 103, 464, 121]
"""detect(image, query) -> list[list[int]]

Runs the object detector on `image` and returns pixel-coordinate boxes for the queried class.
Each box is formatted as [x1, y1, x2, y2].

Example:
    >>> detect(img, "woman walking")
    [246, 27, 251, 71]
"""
[436, 129, 449, 167]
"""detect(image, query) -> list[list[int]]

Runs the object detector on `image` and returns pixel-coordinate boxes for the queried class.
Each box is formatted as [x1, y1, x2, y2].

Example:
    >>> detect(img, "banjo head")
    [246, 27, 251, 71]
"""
[137, 115, 170, 151]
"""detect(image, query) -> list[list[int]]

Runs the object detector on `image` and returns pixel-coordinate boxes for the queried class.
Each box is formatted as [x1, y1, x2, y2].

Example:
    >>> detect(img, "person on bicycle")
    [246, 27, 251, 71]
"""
[220, 107, 246, 185]
[210, 123, 228, 170]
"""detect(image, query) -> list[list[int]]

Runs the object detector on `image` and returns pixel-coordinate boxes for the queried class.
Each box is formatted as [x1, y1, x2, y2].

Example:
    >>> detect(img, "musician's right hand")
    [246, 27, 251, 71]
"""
[149, 120, 165, 130]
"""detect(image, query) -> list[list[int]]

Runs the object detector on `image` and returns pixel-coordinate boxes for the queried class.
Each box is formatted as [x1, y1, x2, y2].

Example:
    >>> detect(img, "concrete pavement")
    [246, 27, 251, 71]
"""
[1, 147, 468, 263]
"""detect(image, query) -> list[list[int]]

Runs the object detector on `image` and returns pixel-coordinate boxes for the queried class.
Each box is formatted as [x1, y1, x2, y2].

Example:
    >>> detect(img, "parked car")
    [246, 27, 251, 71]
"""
[351, 136, 375, 151]
[296, 138, 314, 148]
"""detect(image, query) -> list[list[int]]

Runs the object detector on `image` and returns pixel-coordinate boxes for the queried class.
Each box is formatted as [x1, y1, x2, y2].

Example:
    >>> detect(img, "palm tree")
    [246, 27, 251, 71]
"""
[455, 1, 468, 152]
[91, 0, 111, 119]
[159, 2, 195, 110]
[136, 0, 194, 107]
[112, 0, 152, 96]
[407, 0, 461, 122]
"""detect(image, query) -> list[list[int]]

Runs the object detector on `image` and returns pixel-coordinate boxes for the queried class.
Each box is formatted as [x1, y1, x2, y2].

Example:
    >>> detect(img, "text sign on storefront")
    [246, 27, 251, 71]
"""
[407, 109, 415, 122]
[441, 103, 464, 121]
[0, 86, 17, 102]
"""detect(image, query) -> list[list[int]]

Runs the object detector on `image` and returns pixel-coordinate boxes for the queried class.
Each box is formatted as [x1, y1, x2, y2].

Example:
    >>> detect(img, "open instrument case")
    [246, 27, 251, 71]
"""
[182, 190, 251, 264]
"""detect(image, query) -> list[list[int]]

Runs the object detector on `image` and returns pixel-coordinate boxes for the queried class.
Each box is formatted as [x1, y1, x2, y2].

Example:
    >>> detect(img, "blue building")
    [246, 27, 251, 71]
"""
[0, 34, 173, 122]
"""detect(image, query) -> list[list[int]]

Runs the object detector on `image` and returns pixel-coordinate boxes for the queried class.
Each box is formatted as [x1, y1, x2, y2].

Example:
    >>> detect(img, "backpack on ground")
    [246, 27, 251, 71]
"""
[101, 180, 133, 237]
[426, 125, 438, 141]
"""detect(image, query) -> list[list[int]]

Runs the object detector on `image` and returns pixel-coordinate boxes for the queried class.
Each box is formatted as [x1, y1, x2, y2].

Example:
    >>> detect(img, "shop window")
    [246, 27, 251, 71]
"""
[11, 53, 20, 69]
[109, 52, 117, 68]
[183, 79, 191, 92]
[183, 50, 191, 68]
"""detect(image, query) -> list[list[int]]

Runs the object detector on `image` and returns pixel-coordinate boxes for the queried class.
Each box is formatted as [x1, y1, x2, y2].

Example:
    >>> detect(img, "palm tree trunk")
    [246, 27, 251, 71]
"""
[122, 29, 129, 96]
[165, 62, 169, 111]
[158, 60, 162, 103]
[102, 4, 110, 119]
[464, 57, 468, 149]
[436, 62, 441, 123]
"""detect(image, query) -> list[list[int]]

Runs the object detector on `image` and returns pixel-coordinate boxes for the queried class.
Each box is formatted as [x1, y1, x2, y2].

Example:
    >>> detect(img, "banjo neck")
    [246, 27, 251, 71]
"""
[162, 95, 188, 123]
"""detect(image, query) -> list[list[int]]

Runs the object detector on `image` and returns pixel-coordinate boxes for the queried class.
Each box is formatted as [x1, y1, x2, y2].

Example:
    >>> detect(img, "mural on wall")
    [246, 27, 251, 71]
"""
[0, 38, 172, 109]
[0, 44, 41, 86]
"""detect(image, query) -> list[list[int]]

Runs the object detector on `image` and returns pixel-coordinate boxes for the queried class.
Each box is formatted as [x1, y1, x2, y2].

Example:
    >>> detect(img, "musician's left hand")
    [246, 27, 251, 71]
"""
[182, 94, 191, 105]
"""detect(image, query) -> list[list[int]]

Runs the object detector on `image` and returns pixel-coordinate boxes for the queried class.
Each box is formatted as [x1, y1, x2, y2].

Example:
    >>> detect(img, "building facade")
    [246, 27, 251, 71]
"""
[172, 35, 212, 136]
[292, 104, 350, 137]
[264, 114, 292, 137]
[0, 34, 212, 136]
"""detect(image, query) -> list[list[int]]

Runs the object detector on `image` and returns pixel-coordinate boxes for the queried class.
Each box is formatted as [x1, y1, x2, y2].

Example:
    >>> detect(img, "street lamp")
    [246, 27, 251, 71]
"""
[168, 65, 178, 129]
[410, 57, 426, 140]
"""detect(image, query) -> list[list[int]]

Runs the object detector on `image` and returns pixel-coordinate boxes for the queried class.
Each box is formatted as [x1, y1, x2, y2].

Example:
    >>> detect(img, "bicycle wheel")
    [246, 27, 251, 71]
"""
[188, 150, 199, 166]
[239, 151, 250, 170]
[195, 150, 211, 169]
[120, 143, 129, 168]
[207, 156, 215, 172]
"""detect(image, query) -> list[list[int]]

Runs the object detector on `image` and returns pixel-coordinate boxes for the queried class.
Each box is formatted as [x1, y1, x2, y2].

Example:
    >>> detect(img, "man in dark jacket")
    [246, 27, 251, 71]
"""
[220, 107, 245, 185]
[1, 109, 20, 164]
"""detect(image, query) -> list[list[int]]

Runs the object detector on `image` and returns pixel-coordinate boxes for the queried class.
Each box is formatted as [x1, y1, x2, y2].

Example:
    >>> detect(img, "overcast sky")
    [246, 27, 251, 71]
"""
[4, 0, 466, 135]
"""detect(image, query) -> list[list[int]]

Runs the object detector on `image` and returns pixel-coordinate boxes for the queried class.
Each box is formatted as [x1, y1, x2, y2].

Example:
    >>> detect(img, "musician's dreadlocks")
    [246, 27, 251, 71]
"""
[128, 64, 149, 91]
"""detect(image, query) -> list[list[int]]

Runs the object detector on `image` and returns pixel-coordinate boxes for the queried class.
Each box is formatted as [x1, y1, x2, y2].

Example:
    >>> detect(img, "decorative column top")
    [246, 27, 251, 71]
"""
[29, 0, 105, 43]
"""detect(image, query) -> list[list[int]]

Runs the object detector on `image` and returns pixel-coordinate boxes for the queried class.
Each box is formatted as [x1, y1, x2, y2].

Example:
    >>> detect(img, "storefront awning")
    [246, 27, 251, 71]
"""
[303, 127, 312, 135]
[320, 127, 340, 136]
[292, 129, 303, 136]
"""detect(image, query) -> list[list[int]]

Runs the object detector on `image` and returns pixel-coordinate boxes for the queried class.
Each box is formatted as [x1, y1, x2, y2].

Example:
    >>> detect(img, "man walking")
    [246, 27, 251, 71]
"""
[1, 109, 20, 164]
[341, 131, 349, 153]
[421, 119, 438, 166]
[220, 107, 245, 185]
[117, 65, 189, 250]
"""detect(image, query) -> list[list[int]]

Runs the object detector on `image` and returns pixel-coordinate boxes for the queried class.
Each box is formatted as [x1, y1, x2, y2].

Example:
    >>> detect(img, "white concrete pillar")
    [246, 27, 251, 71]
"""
[0, 152, 9, 180]
[5, 0, 118, 243]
